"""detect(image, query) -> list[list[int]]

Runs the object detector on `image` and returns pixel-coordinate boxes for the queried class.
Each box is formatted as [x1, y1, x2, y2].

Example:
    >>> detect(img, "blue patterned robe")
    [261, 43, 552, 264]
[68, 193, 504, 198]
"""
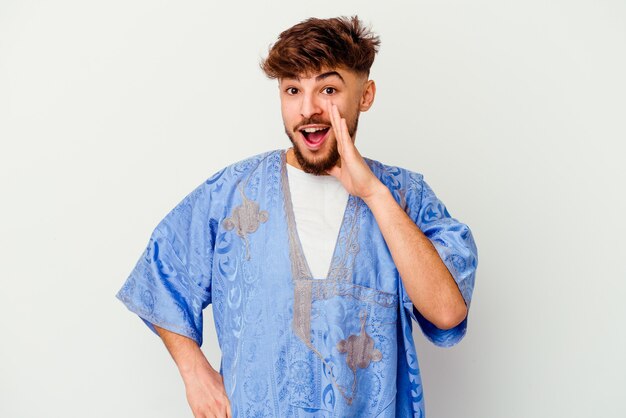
[116, 149, 478, 417]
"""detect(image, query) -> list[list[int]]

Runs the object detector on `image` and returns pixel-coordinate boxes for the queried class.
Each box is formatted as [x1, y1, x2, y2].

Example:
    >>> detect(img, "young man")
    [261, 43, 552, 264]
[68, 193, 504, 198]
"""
[117, 16, 478, 418]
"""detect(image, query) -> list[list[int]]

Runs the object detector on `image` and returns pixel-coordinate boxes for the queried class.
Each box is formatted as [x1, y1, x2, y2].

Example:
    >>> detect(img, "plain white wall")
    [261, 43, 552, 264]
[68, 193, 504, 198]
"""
[1, 1, 625, 417]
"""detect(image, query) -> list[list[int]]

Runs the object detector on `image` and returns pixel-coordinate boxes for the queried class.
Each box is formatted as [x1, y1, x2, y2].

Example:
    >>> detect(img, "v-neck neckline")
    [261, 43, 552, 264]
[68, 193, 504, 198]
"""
[280, 149, 353, 280]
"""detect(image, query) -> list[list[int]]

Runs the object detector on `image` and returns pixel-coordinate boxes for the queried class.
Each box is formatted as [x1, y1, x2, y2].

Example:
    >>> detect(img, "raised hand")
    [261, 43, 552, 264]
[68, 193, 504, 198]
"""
[325, 102, 385, 201]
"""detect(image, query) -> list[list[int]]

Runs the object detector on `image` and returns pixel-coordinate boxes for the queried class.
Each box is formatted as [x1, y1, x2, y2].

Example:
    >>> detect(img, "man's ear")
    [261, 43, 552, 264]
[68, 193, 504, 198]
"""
[359, 79, 376, 112]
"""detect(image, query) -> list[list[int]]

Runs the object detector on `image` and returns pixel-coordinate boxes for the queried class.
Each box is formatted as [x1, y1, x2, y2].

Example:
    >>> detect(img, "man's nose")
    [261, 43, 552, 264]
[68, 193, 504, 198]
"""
[300, 93, 323, 119]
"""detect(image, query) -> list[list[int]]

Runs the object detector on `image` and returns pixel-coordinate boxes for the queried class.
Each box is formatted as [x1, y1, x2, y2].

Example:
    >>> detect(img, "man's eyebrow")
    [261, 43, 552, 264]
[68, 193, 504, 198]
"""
[315, 71, 345, 84]
[282, 71, 346, 84]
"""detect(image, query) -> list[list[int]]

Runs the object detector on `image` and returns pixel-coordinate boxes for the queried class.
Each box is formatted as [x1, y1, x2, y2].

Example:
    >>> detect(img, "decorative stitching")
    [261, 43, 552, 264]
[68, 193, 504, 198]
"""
[337, 310, 383, 404]
[222, 184, 269, 260]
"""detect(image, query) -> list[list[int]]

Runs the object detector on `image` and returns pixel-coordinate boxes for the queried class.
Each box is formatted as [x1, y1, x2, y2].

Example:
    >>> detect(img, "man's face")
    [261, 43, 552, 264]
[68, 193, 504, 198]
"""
[279, 68, 372, 175]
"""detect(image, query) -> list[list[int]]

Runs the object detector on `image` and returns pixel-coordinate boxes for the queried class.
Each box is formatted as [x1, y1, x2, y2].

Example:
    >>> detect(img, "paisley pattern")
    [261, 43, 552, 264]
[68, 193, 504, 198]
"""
[116, 149, 478, 417]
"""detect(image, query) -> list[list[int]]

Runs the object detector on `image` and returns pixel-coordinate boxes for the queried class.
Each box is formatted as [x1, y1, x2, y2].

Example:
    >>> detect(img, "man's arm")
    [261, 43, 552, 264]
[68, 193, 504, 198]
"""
[362, 187, 468, 330]
[326, 103, 467, 330]
[153, 324, 231, 418]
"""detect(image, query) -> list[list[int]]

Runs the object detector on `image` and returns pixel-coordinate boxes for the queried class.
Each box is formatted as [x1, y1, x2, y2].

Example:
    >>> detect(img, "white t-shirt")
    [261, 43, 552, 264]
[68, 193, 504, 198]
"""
[286, 163, 349, 279]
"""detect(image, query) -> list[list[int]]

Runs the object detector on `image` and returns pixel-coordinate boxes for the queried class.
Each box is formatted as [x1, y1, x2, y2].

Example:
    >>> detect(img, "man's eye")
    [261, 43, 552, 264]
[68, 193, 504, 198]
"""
[323, 87, 336, 95]
[286, 87, 299, 95]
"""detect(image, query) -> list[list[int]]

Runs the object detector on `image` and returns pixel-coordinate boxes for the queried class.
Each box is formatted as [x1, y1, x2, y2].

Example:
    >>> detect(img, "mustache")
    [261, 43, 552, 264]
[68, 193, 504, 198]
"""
[293, 117, 331, 131]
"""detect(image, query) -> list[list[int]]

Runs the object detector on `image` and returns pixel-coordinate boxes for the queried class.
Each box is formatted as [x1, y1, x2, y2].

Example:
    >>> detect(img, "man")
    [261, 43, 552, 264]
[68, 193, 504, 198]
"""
[116, 16, 477, 418]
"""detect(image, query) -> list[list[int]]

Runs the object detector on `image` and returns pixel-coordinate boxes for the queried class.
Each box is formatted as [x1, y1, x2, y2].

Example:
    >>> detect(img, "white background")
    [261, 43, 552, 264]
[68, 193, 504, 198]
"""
[1, 1, 625, 417]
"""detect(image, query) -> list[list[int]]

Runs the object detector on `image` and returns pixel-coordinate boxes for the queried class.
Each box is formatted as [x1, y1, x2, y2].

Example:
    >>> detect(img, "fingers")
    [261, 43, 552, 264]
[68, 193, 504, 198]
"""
[340, 118, 350, 149]
[185, 369, 232, 418]
[334, 105, 353, 158]
[328, 101, 353, 156]
[327, 101, 342, 155]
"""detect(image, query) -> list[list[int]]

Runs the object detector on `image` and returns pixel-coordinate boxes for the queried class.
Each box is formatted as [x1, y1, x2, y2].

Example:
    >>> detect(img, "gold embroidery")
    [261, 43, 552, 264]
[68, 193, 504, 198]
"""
[222, 185, 269, 260]
[280, 150, 391, 405]
[336, 310, 382, 404]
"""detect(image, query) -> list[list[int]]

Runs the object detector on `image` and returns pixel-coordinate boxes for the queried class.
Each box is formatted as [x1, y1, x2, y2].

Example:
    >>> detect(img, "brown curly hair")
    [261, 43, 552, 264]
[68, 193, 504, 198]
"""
[260, 16, 381, 79]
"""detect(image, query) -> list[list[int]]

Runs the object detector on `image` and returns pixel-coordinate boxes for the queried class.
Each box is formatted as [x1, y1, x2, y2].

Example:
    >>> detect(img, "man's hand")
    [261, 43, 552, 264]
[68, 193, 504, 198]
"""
[324, 104, 468, 329]
[180, 358, 232, 418]
[153, 325, 232, 418]
[325, 102, 386, 200]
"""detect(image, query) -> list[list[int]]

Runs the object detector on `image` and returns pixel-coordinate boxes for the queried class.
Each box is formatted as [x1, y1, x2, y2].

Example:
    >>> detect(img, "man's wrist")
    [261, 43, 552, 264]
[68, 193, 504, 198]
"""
[362, 181, 390, 206]
[177, 348, 213, 378]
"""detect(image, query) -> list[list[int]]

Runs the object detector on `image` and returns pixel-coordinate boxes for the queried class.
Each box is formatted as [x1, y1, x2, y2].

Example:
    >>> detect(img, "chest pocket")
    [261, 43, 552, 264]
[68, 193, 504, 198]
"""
[288, 280, 398, 415]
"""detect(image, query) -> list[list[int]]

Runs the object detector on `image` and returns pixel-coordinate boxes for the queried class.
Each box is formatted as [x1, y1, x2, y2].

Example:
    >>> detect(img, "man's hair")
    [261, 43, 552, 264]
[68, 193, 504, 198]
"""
[260, 15, 381, 79]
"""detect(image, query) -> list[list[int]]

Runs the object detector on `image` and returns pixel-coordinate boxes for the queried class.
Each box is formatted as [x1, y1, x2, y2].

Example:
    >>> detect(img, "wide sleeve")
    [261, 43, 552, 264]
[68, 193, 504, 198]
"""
[115, 172, 222, 347]
[400, 174, 478, 348]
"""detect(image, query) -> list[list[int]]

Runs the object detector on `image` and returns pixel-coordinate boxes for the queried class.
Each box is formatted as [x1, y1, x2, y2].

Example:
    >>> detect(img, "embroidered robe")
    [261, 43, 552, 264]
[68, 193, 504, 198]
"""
[116, 149, 478, 417]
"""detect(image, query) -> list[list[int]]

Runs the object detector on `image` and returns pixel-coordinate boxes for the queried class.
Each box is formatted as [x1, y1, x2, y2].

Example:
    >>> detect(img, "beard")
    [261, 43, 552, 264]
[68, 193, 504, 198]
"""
[285, 114, 359, 176]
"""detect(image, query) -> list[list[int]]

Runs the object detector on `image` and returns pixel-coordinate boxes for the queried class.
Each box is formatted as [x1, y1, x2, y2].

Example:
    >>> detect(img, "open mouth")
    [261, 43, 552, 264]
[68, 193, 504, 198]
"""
[299, 126, 331, 148]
